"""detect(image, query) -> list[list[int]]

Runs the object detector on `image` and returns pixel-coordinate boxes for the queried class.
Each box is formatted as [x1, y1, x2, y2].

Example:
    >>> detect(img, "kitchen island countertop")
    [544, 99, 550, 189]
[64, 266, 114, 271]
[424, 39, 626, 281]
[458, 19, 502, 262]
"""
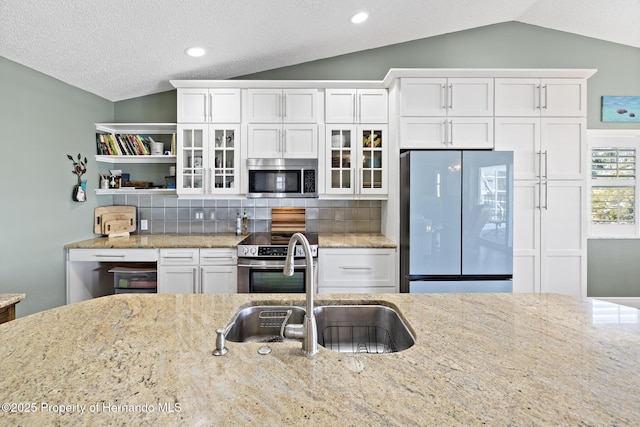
[1, 293, 638, 425]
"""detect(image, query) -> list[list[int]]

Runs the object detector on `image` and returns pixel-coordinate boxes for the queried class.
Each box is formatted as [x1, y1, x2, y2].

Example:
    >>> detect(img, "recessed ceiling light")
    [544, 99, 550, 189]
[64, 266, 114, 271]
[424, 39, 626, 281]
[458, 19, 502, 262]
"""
[351, 12, 368, 24]
[185, 47, 206, 57]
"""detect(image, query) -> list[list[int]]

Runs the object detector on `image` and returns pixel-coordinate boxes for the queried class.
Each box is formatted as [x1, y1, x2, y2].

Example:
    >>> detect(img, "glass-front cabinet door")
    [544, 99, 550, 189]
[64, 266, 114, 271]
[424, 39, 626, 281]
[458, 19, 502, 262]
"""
[325, 125, 387, 196]
[211, 125, 239, 193]
[177, 124, 207, 195]
[177, 124, 240, 196]
[326, 125, 355, 194]
[358, 125, 387, 195]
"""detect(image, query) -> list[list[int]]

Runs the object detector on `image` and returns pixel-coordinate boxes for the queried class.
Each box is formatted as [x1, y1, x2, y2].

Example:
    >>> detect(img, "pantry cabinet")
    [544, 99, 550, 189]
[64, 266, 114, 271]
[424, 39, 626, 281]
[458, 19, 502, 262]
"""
[495, 79, 587, 297]
[399, 77, 493, 149]
[495, 117, 586, 181]
[511, 180, 586, 296]
[177, 88, 241, 123]
[177, 123, 240, 196]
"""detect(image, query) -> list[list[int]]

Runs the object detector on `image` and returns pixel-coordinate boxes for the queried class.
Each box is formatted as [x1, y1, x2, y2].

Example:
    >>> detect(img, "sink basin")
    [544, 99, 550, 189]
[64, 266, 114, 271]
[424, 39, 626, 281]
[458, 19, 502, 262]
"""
[225, 306, 305, 343]
[313, 305, 415, 354]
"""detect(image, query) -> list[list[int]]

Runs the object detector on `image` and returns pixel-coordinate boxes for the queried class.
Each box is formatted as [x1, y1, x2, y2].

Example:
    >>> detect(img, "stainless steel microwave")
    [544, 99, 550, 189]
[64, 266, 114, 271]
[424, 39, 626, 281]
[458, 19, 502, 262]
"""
[247, 158, 317, 198]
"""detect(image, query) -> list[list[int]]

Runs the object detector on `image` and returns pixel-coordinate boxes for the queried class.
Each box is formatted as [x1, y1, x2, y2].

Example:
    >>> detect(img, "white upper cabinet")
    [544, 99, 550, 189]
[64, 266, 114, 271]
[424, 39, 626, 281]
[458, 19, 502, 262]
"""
[325, 89, 388, 123]
[399, 77, 494, 149]
[400, 117, 494, 149]
[247, 88, 318, 158]
[177, 88, 241, 123]
[177, 123, 241, 196]
[495, 78, 586, 117]
[325, 124, 387, 196]
[247, 89, 318, 123]
[400, 78, 493, 117]
[247, 124, 317, 159]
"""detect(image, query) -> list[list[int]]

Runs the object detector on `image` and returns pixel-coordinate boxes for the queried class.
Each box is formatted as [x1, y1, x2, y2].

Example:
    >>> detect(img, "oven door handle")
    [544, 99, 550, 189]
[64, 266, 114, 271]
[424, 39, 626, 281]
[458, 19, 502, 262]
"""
[237, 260, 316, 269]
[237, 263, 285, 268]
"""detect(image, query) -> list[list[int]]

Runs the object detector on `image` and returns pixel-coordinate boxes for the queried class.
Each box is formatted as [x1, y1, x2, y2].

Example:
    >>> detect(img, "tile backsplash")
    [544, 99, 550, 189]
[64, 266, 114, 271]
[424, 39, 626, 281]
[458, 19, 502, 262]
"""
[113, 195, 382, 234]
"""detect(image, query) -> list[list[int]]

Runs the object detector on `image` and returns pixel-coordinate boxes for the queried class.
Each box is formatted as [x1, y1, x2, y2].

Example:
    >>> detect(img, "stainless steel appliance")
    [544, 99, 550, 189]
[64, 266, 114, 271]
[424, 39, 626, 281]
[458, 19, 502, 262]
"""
[400, 150, 514, 293]
[246, 158, 317, 198]
[237, 233, 318, 293]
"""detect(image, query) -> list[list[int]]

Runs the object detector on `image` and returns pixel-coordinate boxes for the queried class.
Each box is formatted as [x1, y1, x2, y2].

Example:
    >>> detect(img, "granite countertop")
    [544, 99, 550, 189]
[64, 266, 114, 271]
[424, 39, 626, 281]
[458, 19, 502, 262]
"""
[64, 233, 397, 249]
[0, 293, 26, 309]
[64, 234, 247, 249]
[1, 293, 638, 425]
[318, 233, 396, 248]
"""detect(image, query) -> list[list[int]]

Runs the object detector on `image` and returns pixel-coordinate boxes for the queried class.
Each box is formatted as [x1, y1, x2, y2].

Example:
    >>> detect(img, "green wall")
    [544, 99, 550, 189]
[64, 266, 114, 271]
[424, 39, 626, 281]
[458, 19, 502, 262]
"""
[239, 22, 640, 130]
[4, 22, 640, 318]
[0, 57, 113, 317]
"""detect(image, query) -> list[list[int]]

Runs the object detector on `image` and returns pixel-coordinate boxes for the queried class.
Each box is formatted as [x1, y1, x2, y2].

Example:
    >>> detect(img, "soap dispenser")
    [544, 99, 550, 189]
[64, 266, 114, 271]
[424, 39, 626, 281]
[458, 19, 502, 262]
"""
[242, 210, 248, 235]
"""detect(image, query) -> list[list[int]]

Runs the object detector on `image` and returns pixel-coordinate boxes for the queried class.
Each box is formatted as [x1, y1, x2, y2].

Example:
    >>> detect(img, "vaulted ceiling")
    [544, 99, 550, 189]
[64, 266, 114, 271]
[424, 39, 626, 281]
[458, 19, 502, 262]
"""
[1, 0, 638, 101]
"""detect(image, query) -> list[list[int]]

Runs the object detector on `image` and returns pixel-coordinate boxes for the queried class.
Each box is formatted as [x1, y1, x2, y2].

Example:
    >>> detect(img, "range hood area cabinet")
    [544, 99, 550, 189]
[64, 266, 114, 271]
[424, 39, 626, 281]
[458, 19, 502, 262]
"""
[246, 89, 319, 159]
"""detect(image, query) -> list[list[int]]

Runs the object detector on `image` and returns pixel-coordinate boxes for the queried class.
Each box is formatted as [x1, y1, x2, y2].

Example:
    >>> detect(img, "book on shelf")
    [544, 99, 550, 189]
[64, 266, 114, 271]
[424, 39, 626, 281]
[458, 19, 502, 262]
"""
[96, 133, 157, 156]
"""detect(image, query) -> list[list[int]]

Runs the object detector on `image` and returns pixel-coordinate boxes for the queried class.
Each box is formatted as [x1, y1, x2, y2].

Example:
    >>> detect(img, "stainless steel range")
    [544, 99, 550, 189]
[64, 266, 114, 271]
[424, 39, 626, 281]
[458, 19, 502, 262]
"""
[237, 233, 318, 293]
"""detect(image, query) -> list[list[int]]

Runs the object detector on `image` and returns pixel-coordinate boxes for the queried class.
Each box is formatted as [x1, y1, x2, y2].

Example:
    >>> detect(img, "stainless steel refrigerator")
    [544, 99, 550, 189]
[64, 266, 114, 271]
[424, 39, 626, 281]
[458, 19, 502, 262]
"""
[400, 150, 514, 293]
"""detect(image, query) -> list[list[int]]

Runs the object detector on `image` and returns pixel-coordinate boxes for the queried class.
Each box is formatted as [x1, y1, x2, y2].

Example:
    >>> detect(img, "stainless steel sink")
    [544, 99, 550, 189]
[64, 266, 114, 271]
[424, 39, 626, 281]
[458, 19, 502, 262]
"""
[313, 305, 415, 354]
[225, 306, 305, 343]
[225, 303, 414, 354]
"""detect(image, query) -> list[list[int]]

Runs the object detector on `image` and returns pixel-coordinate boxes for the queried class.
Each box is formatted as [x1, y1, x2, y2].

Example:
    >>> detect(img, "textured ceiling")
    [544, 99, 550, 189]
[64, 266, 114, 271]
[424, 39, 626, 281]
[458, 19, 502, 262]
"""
[1, 0, 638, 101]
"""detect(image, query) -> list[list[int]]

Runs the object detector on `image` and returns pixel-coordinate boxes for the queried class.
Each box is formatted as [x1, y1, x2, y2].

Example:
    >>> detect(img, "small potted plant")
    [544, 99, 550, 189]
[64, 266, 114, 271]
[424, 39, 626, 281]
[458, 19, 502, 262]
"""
[68, 153, 88, 202]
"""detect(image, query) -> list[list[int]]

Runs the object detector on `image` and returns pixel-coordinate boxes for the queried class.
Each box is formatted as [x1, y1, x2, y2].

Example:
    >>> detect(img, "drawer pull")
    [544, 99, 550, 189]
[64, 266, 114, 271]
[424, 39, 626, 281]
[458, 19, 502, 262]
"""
[95, 254, 126, 258]
[339, 266, 372, 270]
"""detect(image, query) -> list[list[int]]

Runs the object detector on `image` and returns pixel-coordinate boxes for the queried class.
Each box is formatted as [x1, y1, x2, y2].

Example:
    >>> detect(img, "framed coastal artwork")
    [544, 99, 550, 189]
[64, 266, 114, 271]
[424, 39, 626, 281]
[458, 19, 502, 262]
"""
[602, 96, 640, 122]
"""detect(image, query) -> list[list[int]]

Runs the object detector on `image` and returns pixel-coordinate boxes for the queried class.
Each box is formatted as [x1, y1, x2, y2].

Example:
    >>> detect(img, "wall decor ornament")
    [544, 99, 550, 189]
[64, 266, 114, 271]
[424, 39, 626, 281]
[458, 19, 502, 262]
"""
[67, 153, 88, 202]
[602, 96, 640, 122]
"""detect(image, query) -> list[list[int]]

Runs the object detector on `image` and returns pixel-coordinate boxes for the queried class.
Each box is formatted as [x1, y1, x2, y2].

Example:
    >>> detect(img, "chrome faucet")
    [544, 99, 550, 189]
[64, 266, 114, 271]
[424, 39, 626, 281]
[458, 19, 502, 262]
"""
[282, 232, 318, 356]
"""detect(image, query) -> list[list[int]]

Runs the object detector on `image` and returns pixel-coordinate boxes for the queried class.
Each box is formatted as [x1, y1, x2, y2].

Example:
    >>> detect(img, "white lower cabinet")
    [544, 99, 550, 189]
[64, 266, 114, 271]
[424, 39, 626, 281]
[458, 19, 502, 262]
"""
[318, 248, 396, 293]
[158, 248, 237, 294]
[66, 248, 159, 304]
[200, 249, 237, 294]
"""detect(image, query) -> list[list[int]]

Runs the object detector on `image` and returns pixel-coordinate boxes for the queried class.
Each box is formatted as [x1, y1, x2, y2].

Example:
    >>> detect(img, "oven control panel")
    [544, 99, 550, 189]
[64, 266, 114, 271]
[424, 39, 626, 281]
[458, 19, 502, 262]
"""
[258, 246, 289, 257]
[238, 245, 317, 258]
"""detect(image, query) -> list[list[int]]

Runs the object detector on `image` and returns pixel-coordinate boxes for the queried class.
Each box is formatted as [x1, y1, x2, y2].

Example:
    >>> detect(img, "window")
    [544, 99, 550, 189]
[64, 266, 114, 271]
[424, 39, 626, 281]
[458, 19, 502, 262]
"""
[588, 130, 640, 237]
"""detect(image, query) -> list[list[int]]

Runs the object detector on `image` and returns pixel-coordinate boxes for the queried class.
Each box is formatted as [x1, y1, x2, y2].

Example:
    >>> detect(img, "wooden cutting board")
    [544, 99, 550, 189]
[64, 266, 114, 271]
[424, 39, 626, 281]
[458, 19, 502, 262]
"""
[94, 206, 136, 237]
[271, 208, 306, 234]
